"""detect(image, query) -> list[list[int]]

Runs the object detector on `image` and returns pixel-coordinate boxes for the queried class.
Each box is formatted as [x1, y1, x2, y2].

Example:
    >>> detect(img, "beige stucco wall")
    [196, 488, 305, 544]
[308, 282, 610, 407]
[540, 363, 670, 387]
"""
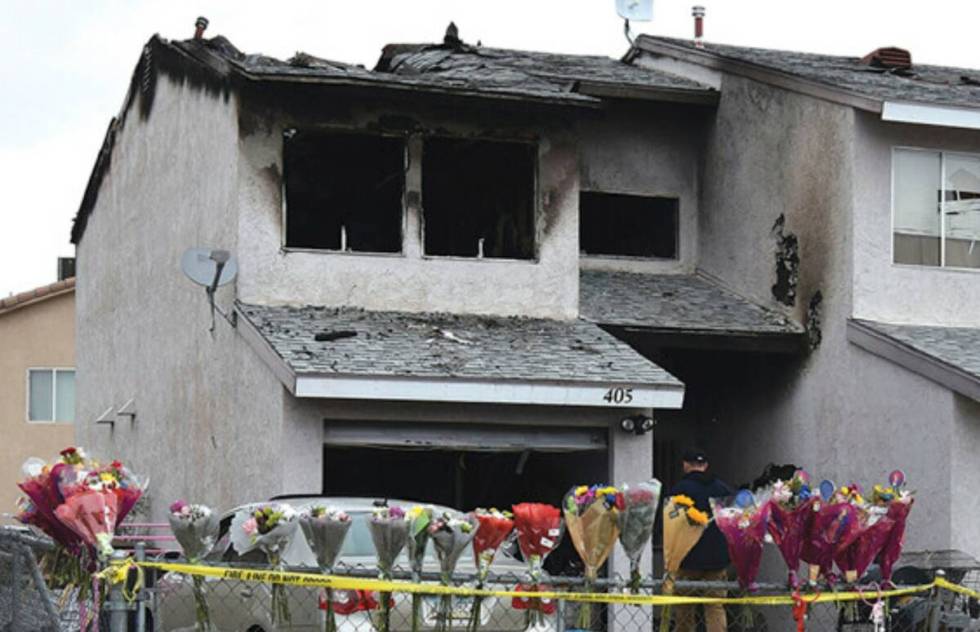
[0, 290, 76, 521]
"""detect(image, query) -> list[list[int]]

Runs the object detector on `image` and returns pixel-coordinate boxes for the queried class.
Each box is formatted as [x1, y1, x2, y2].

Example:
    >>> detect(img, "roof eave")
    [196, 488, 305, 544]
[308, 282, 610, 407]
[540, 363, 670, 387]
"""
[634, 36, 884, 113]
[574, 80, 719, 105]
[847, 318, 980, 403]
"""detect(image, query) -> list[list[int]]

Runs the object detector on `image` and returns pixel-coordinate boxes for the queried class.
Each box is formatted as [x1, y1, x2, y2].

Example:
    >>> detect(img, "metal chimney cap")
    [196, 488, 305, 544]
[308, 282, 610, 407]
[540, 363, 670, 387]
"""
[692, 6, 706, 17]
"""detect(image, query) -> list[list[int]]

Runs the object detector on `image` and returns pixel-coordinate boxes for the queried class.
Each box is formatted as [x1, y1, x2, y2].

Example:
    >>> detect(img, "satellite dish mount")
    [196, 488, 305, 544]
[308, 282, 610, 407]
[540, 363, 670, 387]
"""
[181, 247, 239, 332]
[615, 0, 654, 44]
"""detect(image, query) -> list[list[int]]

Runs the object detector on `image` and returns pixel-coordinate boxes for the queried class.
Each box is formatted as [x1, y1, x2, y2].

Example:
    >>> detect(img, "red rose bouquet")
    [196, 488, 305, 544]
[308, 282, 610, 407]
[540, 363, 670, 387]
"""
[511, 503, 562, 622]
[618, 481, 661, 593]
[468, 508, 513, 632]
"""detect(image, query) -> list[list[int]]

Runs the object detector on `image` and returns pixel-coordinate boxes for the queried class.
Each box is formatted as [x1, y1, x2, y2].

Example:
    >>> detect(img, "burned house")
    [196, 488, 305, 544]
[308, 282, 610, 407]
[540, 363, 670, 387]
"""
[72, 20, 980, 575]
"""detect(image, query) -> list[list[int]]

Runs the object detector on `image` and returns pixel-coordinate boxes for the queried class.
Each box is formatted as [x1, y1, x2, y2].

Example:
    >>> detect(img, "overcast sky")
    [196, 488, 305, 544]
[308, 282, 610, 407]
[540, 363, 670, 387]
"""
[2, 0, 980, 297]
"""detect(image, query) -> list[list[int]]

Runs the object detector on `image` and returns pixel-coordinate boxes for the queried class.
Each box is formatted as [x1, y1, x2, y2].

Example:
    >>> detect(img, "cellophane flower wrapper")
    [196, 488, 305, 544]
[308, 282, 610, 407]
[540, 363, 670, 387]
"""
[662, 497, 707, 576]
[710, 495, 772, 590]
[369, 506, 409, 632]
[231, 503, 299, 627]
[405, 506, 434, 632]
[511, 503, 562, 621]
[55, 488, 120, 560]
[618, 481, 661, 592]
[468, 509, 514, 632]
[766, 477, 817, 587]
[564, 485, 622, 629]
[801, 501, 859, 584]
[429, 514, 479, 632]
[300, 506, 352, 632]
[879, 495, 913, 584]
[832, 503, 893, 583]
[169, 502, 220, 631]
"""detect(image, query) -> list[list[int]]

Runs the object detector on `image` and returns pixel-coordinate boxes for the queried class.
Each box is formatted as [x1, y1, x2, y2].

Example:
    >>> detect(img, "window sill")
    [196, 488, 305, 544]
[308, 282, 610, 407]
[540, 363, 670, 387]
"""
[281, 247, 406, 259]
[420, 254, 540, 264]
[25, 420, 74, 425]
[580, 254, 680, 263]
[890, 262, 980, 274]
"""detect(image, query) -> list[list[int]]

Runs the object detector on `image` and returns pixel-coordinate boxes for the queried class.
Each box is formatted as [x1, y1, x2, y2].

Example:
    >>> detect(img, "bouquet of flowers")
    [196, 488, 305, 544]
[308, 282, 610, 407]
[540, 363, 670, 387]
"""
[801, 482, 860, 585]
[15, 447, 145, 632]
[468, 508, 513, 632]
[429, 512, 479, 632]
[564, 485, 622, 629]
[874, 471, 914, 585]
[406, 506, 434, 632]
[831, 485, 895, 584]
[766, 471, 817, 587]
[369, 504, 409, 632]
[618, 480, 662, 593]
[300, 505, 352, 632]
[662, 494, 710, 577]
[510, 503, 562, 623]
[710, 490, 772, 590]
[169, 501, 220, 631]
[231, 503, 299, 627]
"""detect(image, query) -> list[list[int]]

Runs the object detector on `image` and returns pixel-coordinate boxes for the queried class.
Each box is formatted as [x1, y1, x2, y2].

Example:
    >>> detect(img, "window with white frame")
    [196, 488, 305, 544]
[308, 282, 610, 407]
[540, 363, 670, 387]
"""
[893, 148, 980, 269]
[28, 368, 75, 422]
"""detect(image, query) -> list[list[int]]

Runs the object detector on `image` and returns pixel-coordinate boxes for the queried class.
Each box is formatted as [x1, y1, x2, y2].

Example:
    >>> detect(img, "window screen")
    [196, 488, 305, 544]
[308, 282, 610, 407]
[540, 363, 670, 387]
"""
[422, 138, 536, 259]
[284, 131, 405, 253]
[580, 192, 679, 258]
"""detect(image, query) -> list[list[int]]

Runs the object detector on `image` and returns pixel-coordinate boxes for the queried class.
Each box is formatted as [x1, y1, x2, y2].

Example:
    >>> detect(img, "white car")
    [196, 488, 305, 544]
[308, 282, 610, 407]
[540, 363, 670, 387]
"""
[155, 497, 555, 632]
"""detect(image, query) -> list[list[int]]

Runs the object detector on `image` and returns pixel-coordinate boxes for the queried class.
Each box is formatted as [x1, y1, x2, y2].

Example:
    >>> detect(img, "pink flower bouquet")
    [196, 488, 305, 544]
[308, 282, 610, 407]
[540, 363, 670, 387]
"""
[766, 472, 817, 587]
[710, 491, 772, 590]
[801, 484, 860, 584]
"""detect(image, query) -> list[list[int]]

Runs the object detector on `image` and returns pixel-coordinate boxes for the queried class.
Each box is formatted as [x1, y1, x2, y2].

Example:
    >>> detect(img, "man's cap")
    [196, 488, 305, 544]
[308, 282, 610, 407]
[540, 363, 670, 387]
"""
[682, 447, 708, 464]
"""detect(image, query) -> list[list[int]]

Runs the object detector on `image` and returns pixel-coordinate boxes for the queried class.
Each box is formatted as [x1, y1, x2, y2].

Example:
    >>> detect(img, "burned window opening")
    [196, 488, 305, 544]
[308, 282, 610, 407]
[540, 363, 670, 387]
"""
[579, 192, 679, 258]
[422, 137, 536, 259]
[284, 130, 405, 253]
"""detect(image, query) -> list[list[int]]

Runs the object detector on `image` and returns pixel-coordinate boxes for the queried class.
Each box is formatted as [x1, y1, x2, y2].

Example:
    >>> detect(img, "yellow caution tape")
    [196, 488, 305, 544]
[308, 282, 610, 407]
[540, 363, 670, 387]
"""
[110, 560, 980, 607]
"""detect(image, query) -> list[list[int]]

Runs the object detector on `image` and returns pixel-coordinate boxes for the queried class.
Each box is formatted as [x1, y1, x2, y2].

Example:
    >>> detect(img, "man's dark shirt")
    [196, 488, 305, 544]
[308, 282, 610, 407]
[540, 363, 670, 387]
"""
[670, 470, 734, 570]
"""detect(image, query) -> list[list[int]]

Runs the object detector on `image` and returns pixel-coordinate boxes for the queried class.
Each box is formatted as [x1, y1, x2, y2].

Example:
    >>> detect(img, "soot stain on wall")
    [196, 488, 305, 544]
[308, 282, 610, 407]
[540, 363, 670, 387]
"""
[771, 214, 800, 307]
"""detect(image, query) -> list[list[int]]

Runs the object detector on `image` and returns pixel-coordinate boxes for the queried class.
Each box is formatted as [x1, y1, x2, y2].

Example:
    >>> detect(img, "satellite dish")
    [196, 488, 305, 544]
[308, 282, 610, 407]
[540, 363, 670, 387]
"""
[181, 247, 238, 287]
[616, 0, 653, 21]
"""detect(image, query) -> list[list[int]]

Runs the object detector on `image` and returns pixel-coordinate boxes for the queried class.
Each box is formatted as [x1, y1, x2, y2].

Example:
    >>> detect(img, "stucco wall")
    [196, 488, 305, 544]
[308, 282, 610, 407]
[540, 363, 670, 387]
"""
[235, 94, 580, 319]
[75, 75, 300, 520]
[853, 112, 980, 326]
[0, 292, 76, 519]
[578, 101, 707, 274]
[952, 394, 980, 560]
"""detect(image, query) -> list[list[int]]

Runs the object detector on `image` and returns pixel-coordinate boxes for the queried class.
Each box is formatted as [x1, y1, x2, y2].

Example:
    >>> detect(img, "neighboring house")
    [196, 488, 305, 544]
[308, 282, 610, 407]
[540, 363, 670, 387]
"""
[71, 18, 980, 576]
[0, 275, 76, 520]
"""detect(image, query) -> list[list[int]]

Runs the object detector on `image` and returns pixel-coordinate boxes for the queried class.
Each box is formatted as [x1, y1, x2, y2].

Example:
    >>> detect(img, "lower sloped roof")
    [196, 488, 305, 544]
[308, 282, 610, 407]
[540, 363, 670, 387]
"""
[580, 270, 802, 336]
[849, 319, 980, 402]
[237, 303, 684, 408]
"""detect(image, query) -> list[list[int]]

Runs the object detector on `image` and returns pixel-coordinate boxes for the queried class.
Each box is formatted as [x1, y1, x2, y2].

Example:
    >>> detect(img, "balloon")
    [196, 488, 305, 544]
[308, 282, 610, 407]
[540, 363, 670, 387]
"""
[795, 470, 811, 484]
[819, 480, 835, 501]
[21, 458, 45, 478]
[889, 470, 906, 488]
[735, 489, 755, 509]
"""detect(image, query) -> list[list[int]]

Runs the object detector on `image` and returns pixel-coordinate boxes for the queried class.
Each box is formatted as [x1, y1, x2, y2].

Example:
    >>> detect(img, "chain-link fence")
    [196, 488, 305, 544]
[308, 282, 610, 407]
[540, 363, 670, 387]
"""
[4, 530, 980, 632]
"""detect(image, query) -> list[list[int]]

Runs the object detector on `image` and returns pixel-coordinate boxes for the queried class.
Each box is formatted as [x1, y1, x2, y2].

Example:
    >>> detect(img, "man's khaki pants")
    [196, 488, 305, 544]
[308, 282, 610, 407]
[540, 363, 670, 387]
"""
[673, 568, 727, 632]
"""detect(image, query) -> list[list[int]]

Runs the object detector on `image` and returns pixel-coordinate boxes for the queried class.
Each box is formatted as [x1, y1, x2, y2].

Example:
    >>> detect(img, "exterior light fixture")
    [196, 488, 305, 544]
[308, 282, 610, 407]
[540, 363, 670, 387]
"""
[620, 415, 655, 435]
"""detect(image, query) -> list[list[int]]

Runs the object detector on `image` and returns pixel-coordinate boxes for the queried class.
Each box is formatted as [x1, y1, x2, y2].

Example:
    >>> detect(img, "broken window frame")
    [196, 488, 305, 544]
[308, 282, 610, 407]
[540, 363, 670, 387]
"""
[280, 126, 409, 256]
[578, 190, 681, 261]
[891, 146, 980, 271]
[419, 134, 540, 262]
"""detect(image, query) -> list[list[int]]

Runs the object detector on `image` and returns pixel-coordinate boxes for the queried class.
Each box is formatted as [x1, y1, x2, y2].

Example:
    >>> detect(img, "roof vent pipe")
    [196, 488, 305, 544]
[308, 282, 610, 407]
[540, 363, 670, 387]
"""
[194, 16, 209, 40]
[860, 47, 912, 70]
[692, 6, 706, 49]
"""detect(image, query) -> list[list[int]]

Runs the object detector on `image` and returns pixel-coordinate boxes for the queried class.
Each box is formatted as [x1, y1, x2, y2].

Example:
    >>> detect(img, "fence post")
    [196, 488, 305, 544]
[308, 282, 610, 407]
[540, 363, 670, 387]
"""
[136, 542, 147, 632]
[928, 569, 945, 632]
[109, 550, 129, 632]
[555, 595, 566, 632]
[10, 545, 22, 632]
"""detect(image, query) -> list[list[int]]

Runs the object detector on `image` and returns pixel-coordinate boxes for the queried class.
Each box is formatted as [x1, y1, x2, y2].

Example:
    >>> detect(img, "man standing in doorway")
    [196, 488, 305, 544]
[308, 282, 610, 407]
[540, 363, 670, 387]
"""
[670, 447, 734, 632]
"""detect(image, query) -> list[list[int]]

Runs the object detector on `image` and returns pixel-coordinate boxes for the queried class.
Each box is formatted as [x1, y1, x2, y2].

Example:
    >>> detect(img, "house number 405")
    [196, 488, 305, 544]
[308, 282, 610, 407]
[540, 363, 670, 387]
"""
[603, 387, 633, 404]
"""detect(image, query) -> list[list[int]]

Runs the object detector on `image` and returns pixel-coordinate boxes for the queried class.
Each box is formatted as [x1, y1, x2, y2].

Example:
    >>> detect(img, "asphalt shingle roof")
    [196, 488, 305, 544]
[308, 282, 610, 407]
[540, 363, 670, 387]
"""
[854, 320, 980, 381]
[238, 303, 681, 387]
[580, 270, 802, 335]
[640, 36, 980, 110]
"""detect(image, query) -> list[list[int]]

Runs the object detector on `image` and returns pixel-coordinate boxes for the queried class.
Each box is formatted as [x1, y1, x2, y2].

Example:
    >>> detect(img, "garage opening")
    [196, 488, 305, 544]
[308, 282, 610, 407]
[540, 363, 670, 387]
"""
[322, 421, 608, 576]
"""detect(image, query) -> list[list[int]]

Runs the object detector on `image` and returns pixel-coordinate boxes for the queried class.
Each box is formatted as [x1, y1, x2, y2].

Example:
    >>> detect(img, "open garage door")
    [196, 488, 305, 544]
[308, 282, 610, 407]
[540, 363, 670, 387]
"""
[322, 421, 609, 576]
